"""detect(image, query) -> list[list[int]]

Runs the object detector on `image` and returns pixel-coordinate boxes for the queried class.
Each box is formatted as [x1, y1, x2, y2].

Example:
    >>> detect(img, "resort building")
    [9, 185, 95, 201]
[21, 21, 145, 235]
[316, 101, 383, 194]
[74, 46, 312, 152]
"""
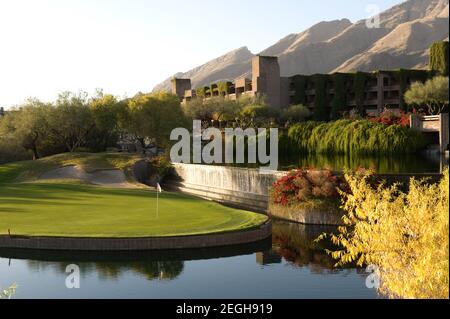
[172, 56, 432, 118]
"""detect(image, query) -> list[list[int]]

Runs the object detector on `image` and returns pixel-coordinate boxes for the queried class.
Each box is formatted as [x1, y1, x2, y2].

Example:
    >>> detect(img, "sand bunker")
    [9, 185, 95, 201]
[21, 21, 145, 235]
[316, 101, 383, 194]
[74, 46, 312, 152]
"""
[39, 166, 138, 188]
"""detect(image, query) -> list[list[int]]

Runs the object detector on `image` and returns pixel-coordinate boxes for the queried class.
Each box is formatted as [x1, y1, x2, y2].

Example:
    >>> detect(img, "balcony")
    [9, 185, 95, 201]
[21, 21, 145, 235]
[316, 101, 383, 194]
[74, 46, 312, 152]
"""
[384, 98, 401, 105]
[384, 85, 401, 91]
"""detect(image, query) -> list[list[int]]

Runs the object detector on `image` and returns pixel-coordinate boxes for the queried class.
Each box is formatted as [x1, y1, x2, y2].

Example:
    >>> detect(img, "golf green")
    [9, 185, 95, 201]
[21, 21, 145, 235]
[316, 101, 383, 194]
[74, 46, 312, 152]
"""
[0, 182, 268, 238]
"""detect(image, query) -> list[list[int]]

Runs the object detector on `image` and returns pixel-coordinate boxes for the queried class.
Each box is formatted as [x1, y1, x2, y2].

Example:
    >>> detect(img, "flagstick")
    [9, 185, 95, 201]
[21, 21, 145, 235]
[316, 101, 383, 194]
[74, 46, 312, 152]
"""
[156, 183, 162, 219]
[156, 189, 159, 219]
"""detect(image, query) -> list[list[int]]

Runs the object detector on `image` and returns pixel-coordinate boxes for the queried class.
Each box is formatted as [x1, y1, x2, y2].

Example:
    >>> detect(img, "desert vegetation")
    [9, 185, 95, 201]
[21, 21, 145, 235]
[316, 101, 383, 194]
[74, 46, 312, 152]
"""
[0, 91, 187, 164]
[1, 71, 446, 166]
[181, 94, 314, 129]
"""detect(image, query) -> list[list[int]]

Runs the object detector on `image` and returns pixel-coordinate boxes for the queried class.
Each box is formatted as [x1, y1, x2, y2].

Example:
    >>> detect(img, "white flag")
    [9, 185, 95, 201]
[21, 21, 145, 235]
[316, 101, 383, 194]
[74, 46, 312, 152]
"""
[156, 183, 162, 193]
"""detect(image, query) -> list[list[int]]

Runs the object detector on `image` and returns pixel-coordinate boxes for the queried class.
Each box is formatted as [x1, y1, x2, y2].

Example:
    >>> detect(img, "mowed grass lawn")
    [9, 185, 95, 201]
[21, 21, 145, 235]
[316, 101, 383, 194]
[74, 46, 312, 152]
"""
[0, 182, 268, 238]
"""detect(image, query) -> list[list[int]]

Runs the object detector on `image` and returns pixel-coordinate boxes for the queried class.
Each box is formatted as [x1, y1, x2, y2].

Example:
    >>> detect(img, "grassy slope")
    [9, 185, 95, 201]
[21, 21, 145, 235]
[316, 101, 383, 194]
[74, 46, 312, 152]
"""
[0, 153, 267, 238]
[0, 152, 144, 184]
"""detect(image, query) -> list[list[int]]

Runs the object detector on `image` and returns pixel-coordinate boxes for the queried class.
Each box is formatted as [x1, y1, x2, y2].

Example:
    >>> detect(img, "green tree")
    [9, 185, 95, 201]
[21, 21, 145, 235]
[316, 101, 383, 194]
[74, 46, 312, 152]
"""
[0, 99, 51, 160]
[89, 90, 122, 150]
[240, 103, 280, 128]
[182, 96, 242, 124]
[182, 97, 216, 122]
[209, 97, 241, 122]
[126, 92, 187, 149]
[281, 104, 311, 123]
[404, 76, 449, 115]
[47, 91, 96, 152]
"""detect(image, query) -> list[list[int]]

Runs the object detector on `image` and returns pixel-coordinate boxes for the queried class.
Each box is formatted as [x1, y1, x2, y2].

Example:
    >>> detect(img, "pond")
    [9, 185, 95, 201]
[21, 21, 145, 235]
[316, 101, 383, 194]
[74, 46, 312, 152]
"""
[279, 153, 447, 174]
[212, 152, 447, 174]
[0, 220, 379, 299]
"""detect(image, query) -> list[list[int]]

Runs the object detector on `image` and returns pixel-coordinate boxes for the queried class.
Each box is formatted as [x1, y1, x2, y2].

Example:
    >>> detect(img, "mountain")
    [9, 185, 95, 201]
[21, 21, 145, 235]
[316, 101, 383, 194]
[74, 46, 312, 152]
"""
[260, 19, 353, 57]
[152, 47, 253, 92]
[153, 0, 449, 92]
[334, 0, 449, 72]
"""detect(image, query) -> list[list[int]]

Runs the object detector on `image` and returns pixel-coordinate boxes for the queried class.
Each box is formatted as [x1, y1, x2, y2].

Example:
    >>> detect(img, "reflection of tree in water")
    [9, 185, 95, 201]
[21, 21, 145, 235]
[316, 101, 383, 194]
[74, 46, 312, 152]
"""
[271, 221, 350, 274]
[26, 260, 184, 281]
[96, 262, 184, 281]
[279, 153, 441, 174]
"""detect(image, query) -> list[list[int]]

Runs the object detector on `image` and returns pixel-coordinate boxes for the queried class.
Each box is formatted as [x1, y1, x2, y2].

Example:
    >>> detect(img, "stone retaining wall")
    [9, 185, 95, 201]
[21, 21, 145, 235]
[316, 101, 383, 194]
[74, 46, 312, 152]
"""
[166, 163, 444, 222]
[165, 163, 285, 213]
[410, 113, 449, 153]
[269, 204, 344, 226]
[0, 221, 272, 251]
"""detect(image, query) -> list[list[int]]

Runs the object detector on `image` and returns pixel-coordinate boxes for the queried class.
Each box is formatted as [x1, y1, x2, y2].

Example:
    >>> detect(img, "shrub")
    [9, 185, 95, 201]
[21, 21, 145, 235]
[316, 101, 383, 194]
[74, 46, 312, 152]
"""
[240, 104, 277, 119]
[404, 76, 449, 115]
[271, 169, 348, 208]
[281, 104, 311, 123]
[149, 155, 173, 181]
[0, 138, 32, 164]
[287, 121, 322, 152]
[287, 119, 426, 155]
[369, 109, 410, 127]
[239, 103, 280, 127]
[324, 169, 449, 299]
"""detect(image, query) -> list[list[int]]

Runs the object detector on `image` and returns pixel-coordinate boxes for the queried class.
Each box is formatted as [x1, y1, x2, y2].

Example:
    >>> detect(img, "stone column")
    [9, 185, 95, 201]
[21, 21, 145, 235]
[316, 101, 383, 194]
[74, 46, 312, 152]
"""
[252, 56, 281, 108]
[410, 114, 421, 131]
[439, 113, 449, 153]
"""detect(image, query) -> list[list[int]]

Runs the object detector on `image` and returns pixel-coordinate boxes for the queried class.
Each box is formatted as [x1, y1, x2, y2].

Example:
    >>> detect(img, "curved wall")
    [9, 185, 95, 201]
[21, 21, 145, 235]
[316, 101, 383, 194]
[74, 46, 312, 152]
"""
[0, 221, 272, 251]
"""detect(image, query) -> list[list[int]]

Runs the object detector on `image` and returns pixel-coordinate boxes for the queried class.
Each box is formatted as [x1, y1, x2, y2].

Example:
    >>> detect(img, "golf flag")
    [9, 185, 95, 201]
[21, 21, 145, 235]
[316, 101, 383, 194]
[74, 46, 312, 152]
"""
[156, 183, 162, 219]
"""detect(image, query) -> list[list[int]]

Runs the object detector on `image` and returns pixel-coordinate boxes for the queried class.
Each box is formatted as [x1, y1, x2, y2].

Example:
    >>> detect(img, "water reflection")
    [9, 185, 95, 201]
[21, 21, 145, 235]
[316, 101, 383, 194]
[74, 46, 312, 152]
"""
[25, 260, 185, 281]
[271, 221, 337, 271]
[0, 239, 272, 283]
[0, 221, 378, 298]
[279, 153, 447, 174]
[225, 152, 446, 173]
[0, 223, 350, 280]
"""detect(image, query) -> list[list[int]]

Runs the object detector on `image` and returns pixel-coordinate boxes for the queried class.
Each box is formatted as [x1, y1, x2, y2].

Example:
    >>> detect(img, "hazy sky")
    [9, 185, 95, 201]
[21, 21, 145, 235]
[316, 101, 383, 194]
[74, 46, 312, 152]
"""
[0, 0, 404, 108]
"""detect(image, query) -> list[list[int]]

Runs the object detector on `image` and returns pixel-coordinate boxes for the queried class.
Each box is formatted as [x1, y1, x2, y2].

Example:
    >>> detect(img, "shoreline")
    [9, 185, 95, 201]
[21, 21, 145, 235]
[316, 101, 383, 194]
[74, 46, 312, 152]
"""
[0, 220, 272, 252]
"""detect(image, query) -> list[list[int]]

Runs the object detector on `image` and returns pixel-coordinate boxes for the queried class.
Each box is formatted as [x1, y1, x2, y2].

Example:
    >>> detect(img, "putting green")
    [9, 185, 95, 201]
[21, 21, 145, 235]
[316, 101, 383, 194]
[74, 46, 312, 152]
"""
[0, 182, 267, 238]
[0, 155, 268, 238]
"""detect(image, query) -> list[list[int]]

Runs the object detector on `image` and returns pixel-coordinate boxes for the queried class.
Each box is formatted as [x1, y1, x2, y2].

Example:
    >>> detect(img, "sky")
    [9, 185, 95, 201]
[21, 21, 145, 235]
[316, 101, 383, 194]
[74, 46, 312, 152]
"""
[0, 0, 405, 108]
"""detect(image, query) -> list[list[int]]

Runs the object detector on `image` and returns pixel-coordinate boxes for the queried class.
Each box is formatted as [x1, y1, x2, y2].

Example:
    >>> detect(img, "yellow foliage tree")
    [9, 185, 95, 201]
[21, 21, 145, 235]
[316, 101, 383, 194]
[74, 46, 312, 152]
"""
[327, 170, 449, 299]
